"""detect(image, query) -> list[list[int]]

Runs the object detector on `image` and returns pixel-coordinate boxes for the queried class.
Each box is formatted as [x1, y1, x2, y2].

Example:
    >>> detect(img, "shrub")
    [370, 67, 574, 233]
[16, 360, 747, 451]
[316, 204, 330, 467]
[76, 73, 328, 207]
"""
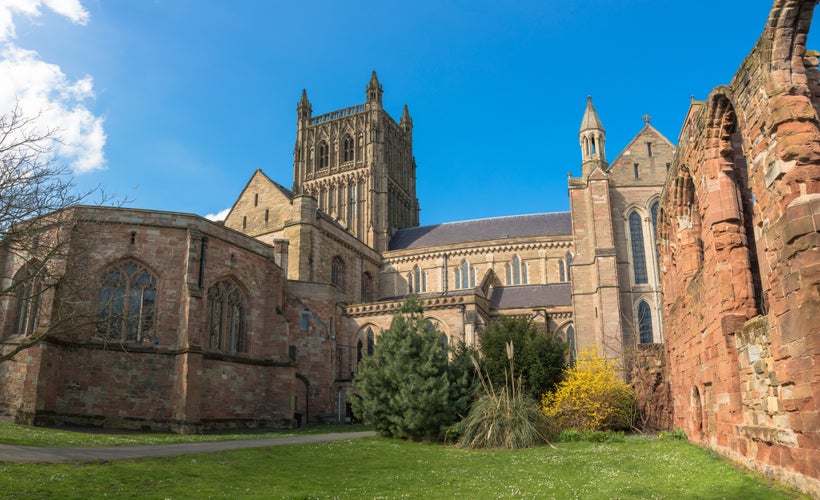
[459, 342, 555, 449]
[351, 298, 476, 442]
[541, 349, 635, 432]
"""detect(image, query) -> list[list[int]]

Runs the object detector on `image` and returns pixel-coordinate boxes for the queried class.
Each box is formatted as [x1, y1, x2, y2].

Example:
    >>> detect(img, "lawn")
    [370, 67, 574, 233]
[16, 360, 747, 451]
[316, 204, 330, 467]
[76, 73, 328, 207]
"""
[0, 430, 806, 499]
[0, 422, 368, 447]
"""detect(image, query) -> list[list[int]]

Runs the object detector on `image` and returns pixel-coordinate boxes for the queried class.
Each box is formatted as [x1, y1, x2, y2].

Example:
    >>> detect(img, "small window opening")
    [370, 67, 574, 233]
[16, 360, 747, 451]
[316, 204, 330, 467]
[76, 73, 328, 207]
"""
[634, 163, 640, 179]
[254, 193, 259, 207]
[646, 142, 653, 157]
[130, 231, 136, 245]
[265, 209, 269, 223]
[242, 216, 247, 229]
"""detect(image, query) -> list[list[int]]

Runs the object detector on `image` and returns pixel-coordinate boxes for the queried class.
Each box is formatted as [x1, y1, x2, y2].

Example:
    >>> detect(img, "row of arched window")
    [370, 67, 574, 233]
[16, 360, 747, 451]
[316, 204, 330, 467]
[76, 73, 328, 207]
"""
[92, 260, 249, 353]
[309, 133, 363, 172]
[331, 255, 376, 302]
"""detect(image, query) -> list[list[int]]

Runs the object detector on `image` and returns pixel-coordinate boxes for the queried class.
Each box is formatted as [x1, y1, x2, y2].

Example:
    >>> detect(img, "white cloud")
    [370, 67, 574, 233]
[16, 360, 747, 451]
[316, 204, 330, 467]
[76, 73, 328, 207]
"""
[205, 207, 231, 222]
[0, 0, 105, 173]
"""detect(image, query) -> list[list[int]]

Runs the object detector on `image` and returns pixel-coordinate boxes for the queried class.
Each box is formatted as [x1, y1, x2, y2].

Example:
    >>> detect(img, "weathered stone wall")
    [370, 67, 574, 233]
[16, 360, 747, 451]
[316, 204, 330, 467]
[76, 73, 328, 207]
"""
[629, 343, 672, 430]
[658, 1, 820, 495]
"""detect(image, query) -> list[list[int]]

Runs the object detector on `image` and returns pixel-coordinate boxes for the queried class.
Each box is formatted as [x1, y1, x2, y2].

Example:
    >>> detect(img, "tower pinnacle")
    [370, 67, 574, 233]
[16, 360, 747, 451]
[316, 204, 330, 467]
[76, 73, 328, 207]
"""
[366, 70, 383, 106]
[579, 96, 607, 173]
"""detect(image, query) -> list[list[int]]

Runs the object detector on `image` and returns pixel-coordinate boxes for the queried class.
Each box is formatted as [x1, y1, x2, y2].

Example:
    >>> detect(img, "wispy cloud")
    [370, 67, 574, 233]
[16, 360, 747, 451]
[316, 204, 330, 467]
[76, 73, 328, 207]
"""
[205, 207, 231, 221]
[0, 0, 105, 173]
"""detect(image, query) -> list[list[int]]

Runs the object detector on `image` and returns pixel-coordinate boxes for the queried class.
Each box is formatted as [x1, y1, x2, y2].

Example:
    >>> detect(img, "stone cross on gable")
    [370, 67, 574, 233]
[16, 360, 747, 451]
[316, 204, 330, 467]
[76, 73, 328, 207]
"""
[643, 114, 652, 124]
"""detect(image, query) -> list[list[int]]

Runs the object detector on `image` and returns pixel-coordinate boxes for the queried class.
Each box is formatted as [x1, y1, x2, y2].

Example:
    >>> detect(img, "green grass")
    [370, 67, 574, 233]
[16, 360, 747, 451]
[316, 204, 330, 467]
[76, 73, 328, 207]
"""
[0, 422, 369, 447]
[0, 435, 806, 499]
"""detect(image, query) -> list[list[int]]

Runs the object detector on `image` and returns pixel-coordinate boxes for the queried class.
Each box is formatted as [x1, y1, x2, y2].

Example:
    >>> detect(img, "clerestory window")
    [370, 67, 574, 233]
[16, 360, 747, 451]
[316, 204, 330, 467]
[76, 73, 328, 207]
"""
[629, 211, 648, 284]
[12, 265, 43, 336]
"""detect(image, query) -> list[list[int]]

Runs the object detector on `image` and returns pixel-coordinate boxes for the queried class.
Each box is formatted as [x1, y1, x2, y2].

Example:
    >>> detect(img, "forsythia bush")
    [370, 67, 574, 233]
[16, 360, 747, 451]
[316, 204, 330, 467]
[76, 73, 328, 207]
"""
[541, 349, 635, 431]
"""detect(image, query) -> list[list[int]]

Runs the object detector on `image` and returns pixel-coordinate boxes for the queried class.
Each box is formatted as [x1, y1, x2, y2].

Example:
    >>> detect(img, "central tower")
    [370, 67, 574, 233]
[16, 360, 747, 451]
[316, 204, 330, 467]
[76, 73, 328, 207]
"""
[292, 71, 420, 253]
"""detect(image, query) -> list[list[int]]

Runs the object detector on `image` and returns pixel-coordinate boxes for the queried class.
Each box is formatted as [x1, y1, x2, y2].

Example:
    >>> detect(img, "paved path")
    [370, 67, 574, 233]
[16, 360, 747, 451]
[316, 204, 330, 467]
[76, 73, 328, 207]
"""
[0, 431, 377, 464]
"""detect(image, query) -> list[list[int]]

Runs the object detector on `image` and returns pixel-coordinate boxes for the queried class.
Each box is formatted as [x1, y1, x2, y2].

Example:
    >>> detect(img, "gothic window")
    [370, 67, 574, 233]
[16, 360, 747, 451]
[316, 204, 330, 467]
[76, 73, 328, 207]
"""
[96, 260, 157, 342]
[331, 257, 345, 289]
[650, 200, 660, 276]
[318, 141, 329, 169]
[454, 260, 475, 289]
[559, 260, 566, 282]
[505, 255, 527, 285]
[356, 339, 363, 365]
[206, 279, 247, 353]
[566, 252, 573, 280]
[629, 211, 648, 284]
[367, 327, 374, 356]
[361, 272, 373, 302]
[637, 300, 653, 344]
[356, 133, 363, 161]
[409, 265, 426, 293]
[343, 134, 354, 163]
[12, 265, 43, 336]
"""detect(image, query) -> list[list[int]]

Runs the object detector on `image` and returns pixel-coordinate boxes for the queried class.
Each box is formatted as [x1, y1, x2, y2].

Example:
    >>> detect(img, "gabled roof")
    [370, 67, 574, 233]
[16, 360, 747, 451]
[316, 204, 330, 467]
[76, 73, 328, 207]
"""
[489, 284, 572, 309]
[608, 123, 675, 168]
[223, 169, 294, 223]
[388, 212, 572, 251]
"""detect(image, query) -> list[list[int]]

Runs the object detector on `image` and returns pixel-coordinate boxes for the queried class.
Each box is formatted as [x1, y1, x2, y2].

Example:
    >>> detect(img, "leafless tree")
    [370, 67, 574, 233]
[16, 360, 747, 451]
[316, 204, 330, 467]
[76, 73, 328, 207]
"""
[0, 103, 108, 363]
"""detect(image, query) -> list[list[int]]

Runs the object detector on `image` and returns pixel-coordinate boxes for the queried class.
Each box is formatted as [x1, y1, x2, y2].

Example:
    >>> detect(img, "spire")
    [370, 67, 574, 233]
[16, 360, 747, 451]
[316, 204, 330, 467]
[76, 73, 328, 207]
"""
[579, 96, 604, 133]
[297, 88, 312, 121]
[366, 70, 383, 106]
[400, 104, 412, 128]
[578, 96, 607, 171]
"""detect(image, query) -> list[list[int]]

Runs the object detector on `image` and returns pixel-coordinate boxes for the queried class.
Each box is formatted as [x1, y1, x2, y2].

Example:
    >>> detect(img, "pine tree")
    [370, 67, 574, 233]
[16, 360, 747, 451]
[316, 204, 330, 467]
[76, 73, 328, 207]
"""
[351, 298, 475, 441]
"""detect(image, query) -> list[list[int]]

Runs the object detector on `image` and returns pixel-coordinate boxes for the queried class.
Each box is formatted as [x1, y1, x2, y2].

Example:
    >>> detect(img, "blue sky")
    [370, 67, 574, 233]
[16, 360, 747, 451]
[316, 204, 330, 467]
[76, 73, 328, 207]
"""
[2, 0, 792, 225]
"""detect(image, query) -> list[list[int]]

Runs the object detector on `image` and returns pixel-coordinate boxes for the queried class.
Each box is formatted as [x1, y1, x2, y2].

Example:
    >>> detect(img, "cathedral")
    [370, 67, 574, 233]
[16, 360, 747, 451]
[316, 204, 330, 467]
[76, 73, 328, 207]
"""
[1, 0, 818, 496]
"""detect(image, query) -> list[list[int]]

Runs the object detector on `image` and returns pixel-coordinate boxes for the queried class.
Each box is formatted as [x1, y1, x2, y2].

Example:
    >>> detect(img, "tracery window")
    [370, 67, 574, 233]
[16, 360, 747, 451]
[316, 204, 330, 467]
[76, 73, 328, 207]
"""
[559, 260, 566, 282]
[318, 141, 329, 169]
[12, 265, 43, 336]
[96, 260, 156, 342]
[206, 279, 247, 353]
[453, 260, 475, 290]
[505, 255, 527, 285]
[566, 252, 573, 280]
[331, 257, 345, 289]
[343, 134, 354, 163]
[367, 327, 374, 355]
[629, 211, 648, 284]
[637, 300, 653, 344]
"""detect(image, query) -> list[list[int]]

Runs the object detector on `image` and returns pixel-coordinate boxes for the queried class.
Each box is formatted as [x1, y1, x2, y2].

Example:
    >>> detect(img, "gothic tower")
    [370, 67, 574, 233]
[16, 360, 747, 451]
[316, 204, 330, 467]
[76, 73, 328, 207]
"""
[292, 71, 420, 253]
[568, 96, 624, 361]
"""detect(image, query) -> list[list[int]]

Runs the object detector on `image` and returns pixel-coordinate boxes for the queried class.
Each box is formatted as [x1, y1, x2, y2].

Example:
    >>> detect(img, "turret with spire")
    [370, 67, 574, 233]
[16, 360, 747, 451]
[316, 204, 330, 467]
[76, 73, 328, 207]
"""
[297, 89, 312, 124]
[366, 70, 383, 107]
[579, 96, 607, 177]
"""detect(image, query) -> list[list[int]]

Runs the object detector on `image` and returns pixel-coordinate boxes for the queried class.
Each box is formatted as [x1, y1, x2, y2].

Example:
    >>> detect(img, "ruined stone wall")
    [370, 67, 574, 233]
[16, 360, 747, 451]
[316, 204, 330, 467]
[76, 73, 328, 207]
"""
[658, 1, 820, 494]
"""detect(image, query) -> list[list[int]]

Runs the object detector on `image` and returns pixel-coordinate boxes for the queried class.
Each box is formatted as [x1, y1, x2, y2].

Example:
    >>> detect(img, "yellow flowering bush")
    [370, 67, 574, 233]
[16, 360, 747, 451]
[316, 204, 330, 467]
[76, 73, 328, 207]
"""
[541, 349, 635, 431]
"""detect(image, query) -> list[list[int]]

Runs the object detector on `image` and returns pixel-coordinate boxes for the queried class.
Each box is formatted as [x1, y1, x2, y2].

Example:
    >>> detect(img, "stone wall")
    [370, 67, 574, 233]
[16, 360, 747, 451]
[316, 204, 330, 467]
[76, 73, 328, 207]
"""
[658, 1, 820, 495]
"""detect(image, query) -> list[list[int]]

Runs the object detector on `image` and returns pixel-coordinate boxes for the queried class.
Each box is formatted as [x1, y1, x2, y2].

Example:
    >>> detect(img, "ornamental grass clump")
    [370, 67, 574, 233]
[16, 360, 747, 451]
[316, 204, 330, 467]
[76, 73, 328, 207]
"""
[541, 349, 636, 432]
[459, 341, 555, 449]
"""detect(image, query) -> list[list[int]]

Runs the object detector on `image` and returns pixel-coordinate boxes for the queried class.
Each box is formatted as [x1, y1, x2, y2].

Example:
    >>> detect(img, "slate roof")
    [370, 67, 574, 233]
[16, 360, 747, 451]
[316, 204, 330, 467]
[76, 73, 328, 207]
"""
[489, 284, 572, 309]
[388, 212, 571, 251]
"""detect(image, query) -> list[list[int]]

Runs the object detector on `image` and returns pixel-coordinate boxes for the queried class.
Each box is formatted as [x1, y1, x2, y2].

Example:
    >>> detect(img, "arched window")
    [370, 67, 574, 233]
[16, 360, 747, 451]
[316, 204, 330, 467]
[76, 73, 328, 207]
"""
[331, 257, 344, 289]
[206, 279, 247, 353]
[367, 327, 374, 356]
[12, 265, 43, 336]
[343, 134, 354, 163]
[454, 260, 475, 289]
[650, 200, 660, 278]
[409, 265, 426, 293]
[567, 326, 576, 367]
[637, 300, 653, 344]
[629, 211, 648, 284]
[318, 141, 329, 168]
[361, 272, 373, 302]
[566, 252, 573, 280]
[506, 255, 527, 285]
[356, 340, 363, 365]
[559, 260, 566, 282]
[96, 260, 157, 342]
